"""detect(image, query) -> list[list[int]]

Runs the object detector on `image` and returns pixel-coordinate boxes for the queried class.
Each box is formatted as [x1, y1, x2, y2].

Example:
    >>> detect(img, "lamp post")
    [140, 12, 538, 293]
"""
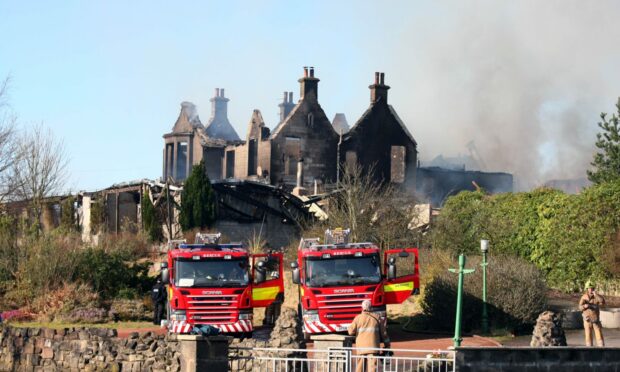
[449, 254, 474, 347]
[480, 239, 489, 334]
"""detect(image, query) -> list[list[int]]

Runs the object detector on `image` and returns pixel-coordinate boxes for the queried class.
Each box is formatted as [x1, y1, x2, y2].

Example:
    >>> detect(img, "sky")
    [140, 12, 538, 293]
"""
[1, 1, 620, 191]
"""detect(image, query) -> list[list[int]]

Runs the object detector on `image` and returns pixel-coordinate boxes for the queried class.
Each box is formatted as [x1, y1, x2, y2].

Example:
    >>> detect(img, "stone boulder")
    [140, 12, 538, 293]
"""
[530, 311, 567, 346]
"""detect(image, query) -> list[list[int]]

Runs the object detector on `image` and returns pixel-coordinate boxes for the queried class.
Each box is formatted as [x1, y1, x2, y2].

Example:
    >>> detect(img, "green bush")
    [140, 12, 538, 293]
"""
[60, 196, 78, 231]
[431, 181, 620, 290]
[142, 189, 163, 242]
[421, 254, 547, 333]
[74, 247, 152, 299]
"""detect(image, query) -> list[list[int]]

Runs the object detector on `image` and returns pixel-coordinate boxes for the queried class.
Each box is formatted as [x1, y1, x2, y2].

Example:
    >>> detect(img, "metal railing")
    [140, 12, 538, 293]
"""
[228, 346, 455, 372]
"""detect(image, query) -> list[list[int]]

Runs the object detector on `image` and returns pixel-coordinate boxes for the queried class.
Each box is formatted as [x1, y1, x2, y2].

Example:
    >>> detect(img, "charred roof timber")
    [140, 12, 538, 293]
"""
[370, 72, 390, 104]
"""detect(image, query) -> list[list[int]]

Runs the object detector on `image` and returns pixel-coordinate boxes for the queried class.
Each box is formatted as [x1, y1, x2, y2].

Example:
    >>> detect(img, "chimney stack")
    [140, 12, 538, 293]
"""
[369, 72, 390, 104]
[210, 87, 230, 119]
[299, 66, 319, 100]
[288, 92, 293, 103]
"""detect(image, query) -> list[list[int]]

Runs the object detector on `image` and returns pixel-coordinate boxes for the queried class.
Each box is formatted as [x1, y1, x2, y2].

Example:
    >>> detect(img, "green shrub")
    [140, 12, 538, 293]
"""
[421, 254, 547, 332]
[74, 247, 152, 299]
[431, 181, 620, 290]
[60, 196, 78, 231]
[142, 189, 163, 242]
[90, 199, 105, 234]
[0, 215, 18, 283]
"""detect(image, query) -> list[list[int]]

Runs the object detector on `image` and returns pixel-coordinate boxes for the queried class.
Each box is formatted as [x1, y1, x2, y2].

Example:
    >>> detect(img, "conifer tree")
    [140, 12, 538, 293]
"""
[142, 189, 162, 242]
[179, 160, 216, 231]
[588, 98, 620, 184]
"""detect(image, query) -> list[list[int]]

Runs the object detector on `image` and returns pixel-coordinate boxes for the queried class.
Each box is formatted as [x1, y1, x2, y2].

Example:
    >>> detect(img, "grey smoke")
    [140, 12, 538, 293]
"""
[391, 1, 620, 190]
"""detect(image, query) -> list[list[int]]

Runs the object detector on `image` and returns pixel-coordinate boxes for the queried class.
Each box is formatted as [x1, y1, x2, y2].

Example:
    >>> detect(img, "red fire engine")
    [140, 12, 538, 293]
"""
[161, 234, 283, 335]
[291, 229, 419, 336]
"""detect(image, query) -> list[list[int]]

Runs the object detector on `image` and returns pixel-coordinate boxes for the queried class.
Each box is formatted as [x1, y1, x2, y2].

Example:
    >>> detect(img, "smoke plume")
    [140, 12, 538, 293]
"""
[394, 1, 620, 189]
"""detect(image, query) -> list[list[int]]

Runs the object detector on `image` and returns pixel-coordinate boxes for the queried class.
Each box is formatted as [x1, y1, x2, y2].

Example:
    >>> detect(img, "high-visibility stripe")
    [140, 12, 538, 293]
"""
[358, 327, 379, 332]
[384, 281, 414, 293]
[252, 286, 280, 301]
[300, 287, 304, 296]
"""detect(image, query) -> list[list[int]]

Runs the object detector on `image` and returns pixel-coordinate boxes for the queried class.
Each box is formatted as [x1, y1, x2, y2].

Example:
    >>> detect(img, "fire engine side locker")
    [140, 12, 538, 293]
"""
[383, 248, 420, 304]
[250, 252, 285, 308]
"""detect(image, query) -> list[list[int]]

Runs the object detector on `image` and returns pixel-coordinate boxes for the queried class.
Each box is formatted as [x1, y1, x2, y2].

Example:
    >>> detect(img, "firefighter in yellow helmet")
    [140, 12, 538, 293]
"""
[348, 300, 391, 372]
[579, 280, 605, 346]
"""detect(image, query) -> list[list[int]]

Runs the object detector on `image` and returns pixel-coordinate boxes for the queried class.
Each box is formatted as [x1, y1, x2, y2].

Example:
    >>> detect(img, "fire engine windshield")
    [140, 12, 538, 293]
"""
[174, 258, 249, 287]
[305, 254, 381, 287]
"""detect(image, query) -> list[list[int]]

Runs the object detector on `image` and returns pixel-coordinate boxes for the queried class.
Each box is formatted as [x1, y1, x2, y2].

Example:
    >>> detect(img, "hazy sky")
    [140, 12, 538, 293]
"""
[1, 1, 619, 191]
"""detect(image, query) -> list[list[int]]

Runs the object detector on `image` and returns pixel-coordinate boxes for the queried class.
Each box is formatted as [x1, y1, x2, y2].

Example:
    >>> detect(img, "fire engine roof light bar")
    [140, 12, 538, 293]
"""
[178, 243, 245, 250]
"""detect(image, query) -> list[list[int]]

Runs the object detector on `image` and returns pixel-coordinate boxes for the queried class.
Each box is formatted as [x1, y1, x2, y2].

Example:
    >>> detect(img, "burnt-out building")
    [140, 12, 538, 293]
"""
[268, 67, 339, 186]
[162, 68, 418, 192]
[339, 72, 417, 190]
[162, 89, 242, 182]
[416, 167, 513, 206]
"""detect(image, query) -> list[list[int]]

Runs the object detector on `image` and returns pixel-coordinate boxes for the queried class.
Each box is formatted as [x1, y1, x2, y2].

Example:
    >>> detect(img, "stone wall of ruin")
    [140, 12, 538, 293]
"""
[0, 326, 181, 372]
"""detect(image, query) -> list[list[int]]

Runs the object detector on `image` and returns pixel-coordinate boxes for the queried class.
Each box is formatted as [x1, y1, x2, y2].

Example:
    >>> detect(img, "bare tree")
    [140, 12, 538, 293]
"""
[0, 77, 18, 203]
[325, 163, 422, 250]
[12, 124, 69, 221]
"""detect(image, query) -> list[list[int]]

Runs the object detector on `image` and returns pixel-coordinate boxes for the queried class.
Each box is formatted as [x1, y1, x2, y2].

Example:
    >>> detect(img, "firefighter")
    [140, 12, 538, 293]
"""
[579, 280, 605, 346]
[348, 300, 391, 372]
[151, 278, 167, 325]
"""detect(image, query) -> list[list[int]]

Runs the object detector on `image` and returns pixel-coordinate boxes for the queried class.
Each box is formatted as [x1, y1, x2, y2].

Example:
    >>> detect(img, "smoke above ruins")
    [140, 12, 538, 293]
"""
[390, 1, 620, 190]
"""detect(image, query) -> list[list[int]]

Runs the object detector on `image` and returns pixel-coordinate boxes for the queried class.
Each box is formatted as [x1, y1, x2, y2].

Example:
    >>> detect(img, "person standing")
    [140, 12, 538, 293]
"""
[151, 278, 167, 325]
[348, 300, 391, 372]
[579, 281, 605, 346]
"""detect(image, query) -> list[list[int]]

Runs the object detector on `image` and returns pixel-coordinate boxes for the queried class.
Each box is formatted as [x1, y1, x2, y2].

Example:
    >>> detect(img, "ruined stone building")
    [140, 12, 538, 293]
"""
[162, 68, 418, 191]
[339, 72, 417, 188]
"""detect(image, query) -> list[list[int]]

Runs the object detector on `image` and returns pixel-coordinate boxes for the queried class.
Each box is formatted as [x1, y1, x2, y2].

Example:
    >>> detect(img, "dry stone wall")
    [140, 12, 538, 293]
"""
[0, 326, 181, 372]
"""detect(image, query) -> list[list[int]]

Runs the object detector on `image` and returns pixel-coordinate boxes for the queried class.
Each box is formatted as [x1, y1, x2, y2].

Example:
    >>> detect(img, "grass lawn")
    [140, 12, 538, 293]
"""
[9, 321, 158, 329]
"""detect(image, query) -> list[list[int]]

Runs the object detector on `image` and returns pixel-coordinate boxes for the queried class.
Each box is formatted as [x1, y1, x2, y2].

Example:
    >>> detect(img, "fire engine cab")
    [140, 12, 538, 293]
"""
[161, 233, 283, 335]
[291, 228, 419, 336]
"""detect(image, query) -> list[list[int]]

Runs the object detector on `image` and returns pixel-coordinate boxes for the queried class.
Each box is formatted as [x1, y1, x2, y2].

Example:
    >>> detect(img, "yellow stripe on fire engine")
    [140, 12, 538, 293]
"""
[252, 286, 280, 301]
[168, 286, 173, 301]
[384, 281, 414, 292]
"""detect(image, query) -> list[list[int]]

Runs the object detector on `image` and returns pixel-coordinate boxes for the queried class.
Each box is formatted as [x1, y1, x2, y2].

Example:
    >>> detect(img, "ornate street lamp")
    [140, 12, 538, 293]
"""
[480, 239, 489, 334]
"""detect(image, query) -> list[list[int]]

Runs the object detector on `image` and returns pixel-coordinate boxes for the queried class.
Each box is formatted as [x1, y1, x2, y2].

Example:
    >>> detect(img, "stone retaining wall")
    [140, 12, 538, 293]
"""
[0, 326, 181, 371]
[456, 347, 620, 372]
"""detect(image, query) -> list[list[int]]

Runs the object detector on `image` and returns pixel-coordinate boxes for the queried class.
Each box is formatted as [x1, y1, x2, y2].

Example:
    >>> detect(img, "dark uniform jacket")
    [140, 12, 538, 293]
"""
[151, 282, 167, 304]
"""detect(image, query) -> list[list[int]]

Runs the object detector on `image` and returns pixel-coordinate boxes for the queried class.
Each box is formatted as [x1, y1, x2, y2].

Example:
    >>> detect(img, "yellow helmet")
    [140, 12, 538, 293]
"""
[585, 280, 595, 289]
